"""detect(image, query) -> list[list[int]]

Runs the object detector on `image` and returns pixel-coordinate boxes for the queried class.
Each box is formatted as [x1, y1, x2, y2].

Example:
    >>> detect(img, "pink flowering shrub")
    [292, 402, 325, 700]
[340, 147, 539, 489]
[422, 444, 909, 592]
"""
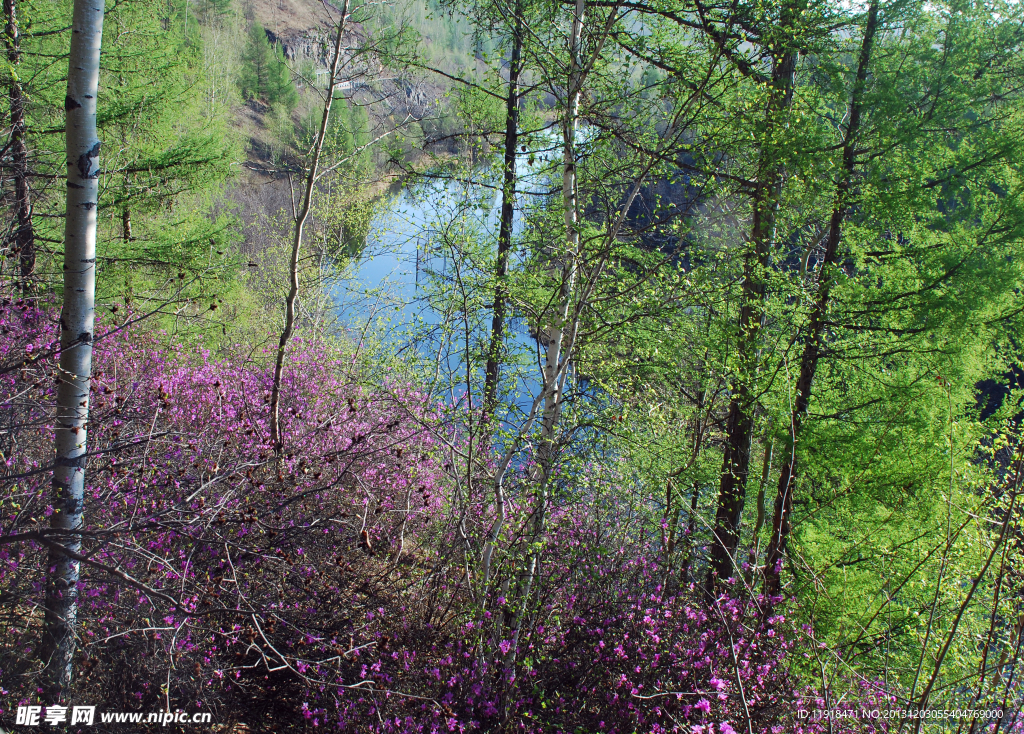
[0, 301, 900, 732]
[277, 510, 891, 733]
[0, 301, 450, 729]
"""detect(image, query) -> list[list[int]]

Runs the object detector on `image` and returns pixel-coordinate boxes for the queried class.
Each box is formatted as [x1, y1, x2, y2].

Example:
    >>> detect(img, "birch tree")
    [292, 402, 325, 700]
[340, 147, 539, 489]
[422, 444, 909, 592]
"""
[491, 0, 717, 672]
[497, 0, 588, 672]
[42, 0, 104, 702]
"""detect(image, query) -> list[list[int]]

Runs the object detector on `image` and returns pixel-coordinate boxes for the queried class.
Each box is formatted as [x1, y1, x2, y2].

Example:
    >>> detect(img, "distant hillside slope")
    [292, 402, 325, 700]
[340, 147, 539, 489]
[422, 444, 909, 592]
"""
[242, 0, 477, 65]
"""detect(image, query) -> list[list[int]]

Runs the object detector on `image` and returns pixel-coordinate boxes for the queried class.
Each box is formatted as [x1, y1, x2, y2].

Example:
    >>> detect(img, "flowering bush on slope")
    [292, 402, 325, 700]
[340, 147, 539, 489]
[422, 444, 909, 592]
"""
[313, 508, 890, 734]
[0, 302, 889, 732]
[0, 302, 448, 728]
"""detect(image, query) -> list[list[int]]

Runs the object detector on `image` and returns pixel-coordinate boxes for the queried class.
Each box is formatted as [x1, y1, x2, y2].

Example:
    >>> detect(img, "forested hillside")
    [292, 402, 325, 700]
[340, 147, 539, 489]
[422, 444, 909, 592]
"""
[1, 0, 1023, 731]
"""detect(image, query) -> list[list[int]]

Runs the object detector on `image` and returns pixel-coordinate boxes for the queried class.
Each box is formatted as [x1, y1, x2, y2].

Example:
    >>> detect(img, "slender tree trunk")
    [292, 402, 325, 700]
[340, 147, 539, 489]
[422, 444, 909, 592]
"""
[42, 0, 104, 703]
[4, 0, 34, 288]
[680, 482, 700, 585]
[707, 32, 798, 591]
[744, 419, 774, 584]
[268, 1, 349, 447]
[536, 0, 584, 495]
[666, 381, 708, 577]
[503, 0, 585, 673]
[764, 0, 878, 597]
[479, 2, 523, 609]
[121, 207, 132, 242]
[482, 0, 523, 416]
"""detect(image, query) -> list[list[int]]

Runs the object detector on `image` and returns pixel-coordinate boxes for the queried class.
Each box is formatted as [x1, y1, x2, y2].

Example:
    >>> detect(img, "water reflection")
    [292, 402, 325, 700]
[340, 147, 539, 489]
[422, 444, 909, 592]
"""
[329, 158, 555, 413]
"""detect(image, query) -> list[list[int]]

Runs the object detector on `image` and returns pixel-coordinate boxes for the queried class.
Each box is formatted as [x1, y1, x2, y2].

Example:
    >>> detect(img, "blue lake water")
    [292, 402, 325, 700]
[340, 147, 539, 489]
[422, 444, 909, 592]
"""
[330, 157, 558, 415]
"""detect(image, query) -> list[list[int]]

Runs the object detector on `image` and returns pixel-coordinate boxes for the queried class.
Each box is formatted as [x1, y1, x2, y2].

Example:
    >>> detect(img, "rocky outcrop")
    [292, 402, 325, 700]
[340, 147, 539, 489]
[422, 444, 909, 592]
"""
[243, 0, 360, 62]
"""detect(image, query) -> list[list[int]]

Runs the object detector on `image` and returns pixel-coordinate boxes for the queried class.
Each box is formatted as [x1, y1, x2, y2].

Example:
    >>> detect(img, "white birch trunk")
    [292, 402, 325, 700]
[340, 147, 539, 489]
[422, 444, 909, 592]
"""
[43, 0, 104, 702]
[504, 0, 585, 672]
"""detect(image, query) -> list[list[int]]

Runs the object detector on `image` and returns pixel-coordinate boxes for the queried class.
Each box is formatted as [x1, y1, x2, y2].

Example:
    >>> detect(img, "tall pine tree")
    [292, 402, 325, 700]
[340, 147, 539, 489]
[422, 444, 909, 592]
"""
[238, 24, 298, 112]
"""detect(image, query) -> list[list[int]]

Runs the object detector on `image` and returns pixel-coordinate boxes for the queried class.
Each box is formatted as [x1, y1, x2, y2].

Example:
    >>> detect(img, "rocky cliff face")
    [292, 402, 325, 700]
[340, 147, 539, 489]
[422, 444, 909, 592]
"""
[242, 0, 353, 61]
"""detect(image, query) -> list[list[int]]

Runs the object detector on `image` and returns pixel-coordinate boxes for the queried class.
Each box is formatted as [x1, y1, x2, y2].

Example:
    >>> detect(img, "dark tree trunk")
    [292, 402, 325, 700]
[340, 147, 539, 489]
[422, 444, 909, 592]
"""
[4, 0, 34, 289]
[764, 0, 879, 597]
[482, 0, 523, 416]
[707, 37, 798, 592]
[680, 482, 700, 585]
